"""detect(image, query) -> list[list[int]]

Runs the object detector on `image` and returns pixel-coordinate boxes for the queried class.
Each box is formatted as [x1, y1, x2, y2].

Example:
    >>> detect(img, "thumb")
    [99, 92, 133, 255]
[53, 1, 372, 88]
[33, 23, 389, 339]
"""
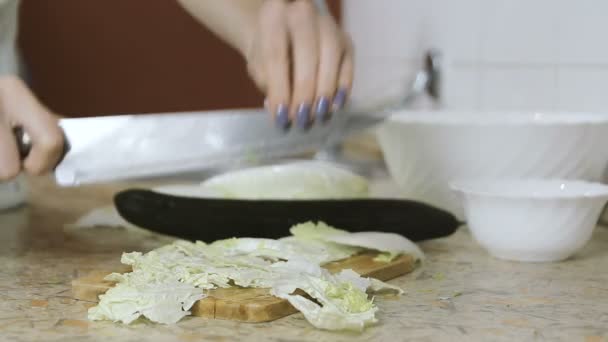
[0, 76, 65, 175]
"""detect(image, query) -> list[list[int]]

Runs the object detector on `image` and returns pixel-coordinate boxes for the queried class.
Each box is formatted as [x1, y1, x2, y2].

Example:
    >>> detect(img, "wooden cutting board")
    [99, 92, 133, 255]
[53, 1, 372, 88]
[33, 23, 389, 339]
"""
[72, 252, 416, 323]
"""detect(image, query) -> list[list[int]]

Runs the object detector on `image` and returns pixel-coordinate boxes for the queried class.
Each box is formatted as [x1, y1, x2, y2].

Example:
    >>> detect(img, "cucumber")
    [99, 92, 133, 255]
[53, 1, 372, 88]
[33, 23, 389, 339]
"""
[114, 189, 461, 242]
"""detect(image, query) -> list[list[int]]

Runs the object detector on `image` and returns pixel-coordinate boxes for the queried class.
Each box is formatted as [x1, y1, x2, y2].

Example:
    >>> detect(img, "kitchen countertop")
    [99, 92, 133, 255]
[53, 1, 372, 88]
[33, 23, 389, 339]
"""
[0, 176, 607, 342]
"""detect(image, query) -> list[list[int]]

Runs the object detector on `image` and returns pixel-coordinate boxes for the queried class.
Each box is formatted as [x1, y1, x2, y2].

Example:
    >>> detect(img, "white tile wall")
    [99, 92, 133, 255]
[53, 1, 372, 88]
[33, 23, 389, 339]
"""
[557, 0, 608, 65]
[441, 65, 480, 110]
[348, 56, 419, 108]
[343, 0, 608, 222]
[479, 66, 557, 110]
[343, 0, 608, 113]
[480, 0, 559, 65]
[557, 68, 608, 112]
[427, 0, 482, 63]
[344, 0, 430, 60]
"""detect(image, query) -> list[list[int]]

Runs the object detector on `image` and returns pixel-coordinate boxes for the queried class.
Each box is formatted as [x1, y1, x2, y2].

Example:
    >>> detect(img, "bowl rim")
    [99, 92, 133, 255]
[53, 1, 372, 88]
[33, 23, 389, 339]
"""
[387, 110, 608, 126]
[449, 179, 608, 200]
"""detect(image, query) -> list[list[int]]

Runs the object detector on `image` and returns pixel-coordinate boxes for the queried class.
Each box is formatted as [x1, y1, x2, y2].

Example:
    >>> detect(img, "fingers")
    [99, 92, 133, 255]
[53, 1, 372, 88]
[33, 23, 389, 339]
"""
[22, 114, 64, 176]
[334, 33, 354, 112]
[258, 0, 291, 130]
[251, 0, 354, 130]
[287, 0, 318, 129]
[0, 76, 64, 177]
[315, 15, 342, 123]
[0, 120, 20, 181]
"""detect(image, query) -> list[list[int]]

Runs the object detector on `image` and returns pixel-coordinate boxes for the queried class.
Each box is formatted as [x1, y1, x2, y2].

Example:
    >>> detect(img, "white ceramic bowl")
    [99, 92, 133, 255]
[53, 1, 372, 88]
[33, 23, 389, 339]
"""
[377, 111, 608, 219]
[451, 179, 608, 262]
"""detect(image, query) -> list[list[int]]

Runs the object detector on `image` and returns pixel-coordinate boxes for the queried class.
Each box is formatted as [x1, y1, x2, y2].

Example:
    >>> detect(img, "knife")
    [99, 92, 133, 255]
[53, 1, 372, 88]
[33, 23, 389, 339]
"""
[14, 108, 385, 186]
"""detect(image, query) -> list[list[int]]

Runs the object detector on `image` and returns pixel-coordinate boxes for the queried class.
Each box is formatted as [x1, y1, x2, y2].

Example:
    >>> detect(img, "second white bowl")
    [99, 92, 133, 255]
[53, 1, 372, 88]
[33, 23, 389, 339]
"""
[451, 179, 608, 262]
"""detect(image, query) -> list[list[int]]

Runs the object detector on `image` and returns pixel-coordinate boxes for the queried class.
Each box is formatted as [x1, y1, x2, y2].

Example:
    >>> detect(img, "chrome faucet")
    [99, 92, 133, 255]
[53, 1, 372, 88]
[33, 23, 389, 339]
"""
[403, 48, 442, 107]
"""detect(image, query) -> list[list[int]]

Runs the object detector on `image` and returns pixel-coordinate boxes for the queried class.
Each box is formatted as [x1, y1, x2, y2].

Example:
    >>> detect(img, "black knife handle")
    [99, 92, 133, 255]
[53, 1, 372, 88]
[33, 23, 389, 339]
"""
[13, 126, 32, 160]
[13, 126, 71, 164]
[114, 189, 461, 242]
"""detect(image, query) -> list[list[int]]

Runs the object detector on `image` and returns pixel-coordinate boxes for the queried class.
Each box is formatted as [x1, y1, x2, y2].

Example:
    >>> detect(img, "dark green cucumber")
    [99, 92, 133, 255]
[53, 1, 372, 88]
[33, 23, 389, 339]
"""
[114, 189, 460, 242]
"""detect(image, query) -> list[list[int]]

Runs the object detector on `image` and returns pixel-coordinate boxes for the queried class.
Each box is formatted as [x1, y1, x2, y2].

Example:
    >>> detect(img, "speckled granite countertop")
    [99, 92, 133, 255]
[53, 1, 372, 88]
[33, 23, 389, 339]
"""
[0, 176, 606, 342]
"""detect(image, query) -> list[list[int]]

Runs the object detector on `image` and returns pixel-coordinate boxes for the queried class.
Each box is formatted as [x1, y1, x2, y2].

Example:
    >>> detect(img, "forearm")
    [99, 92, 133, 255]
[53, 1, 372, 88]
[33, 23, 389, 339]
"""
[177, 0, 265, 56]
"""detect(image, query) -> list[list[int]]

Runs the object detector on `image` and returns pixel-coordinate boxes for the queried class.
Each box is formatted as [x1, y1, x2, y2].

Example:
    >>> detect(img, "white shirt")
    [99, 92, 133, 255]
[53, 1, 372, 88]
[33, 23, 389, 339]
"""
[0, 0, 26, 209]
[0, 0, 20, 76]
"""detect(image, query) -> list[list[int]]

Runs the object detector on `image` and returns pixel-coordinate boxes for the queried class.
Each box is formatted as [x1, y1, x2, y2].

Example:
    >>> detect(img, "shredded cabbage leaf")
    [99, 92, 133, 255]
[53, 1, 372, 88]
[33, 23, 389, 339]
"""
[88, 222, 421, 332]
[323, 231, 425, 262]
[373, 252, 398, 263]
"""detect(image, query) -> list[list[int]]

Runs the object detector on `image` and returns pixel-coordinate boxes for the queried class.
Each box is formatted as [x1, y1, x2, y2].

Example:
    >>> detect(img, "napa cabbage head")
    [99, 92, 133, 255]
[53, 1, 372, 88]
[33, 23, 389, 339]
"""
[198, 161, 369, 199]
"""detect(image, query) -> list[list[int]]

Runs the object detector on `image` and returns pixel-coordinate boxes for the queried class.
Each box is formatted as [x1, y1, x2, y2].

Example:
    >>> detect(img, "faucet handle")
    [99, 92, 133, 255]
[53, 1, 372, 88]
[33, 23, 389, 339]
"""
[424, 48, 442, 101]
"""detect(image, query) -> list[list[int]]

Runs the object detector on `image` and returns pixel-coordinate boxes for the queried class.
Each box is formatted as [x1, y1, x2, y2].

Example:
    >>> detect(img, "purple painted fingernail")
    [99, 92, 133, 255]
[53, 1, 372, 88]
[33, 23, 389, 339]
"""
[275, 104, 290, 130]
[296, 103, 311, 130]
[315, 96, 331, 122]
[333, 88, 347, 111]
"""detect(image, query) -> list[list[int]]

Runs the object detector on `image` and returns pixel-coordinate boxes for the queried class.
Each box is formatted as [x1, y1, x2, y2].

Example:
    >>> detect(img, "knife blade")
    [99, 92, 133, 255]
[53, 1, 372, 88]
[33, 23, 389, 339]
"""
[15, 108, 384, 186]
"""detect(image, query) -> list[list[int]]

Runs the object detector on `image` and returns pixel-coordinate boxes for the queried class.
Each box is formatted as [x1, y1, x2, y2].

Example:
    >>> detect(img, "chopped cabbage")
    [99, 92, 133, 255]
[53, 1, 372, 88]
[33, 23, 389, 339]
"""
[270, 268, 379, 332]
[323, 231, 425, 262]
[88, 270, 204, 324]
[88, 222, 419, 332]
[373, 252, 398, 263]
[289, 221, 349, 239]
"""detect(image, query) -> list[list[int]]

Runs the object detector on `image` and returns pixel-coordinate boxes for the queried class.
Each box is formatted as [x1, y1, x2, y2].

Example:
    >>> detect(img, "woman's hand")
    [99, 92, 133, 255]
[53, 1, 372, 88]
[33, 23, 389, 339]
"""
[244, 0, 353, 130]
[0, 76, 64, 181]
[177, 0, 355, 128]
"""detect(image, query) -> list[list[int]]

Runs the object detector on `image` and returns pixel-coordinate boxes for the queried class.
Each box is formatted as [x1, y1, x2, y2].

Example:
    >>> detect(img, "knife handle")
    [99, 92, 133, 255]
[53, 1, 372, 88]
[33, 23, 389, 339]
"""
[13, 126, 31, 160]
[13, 126, 71, 165]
